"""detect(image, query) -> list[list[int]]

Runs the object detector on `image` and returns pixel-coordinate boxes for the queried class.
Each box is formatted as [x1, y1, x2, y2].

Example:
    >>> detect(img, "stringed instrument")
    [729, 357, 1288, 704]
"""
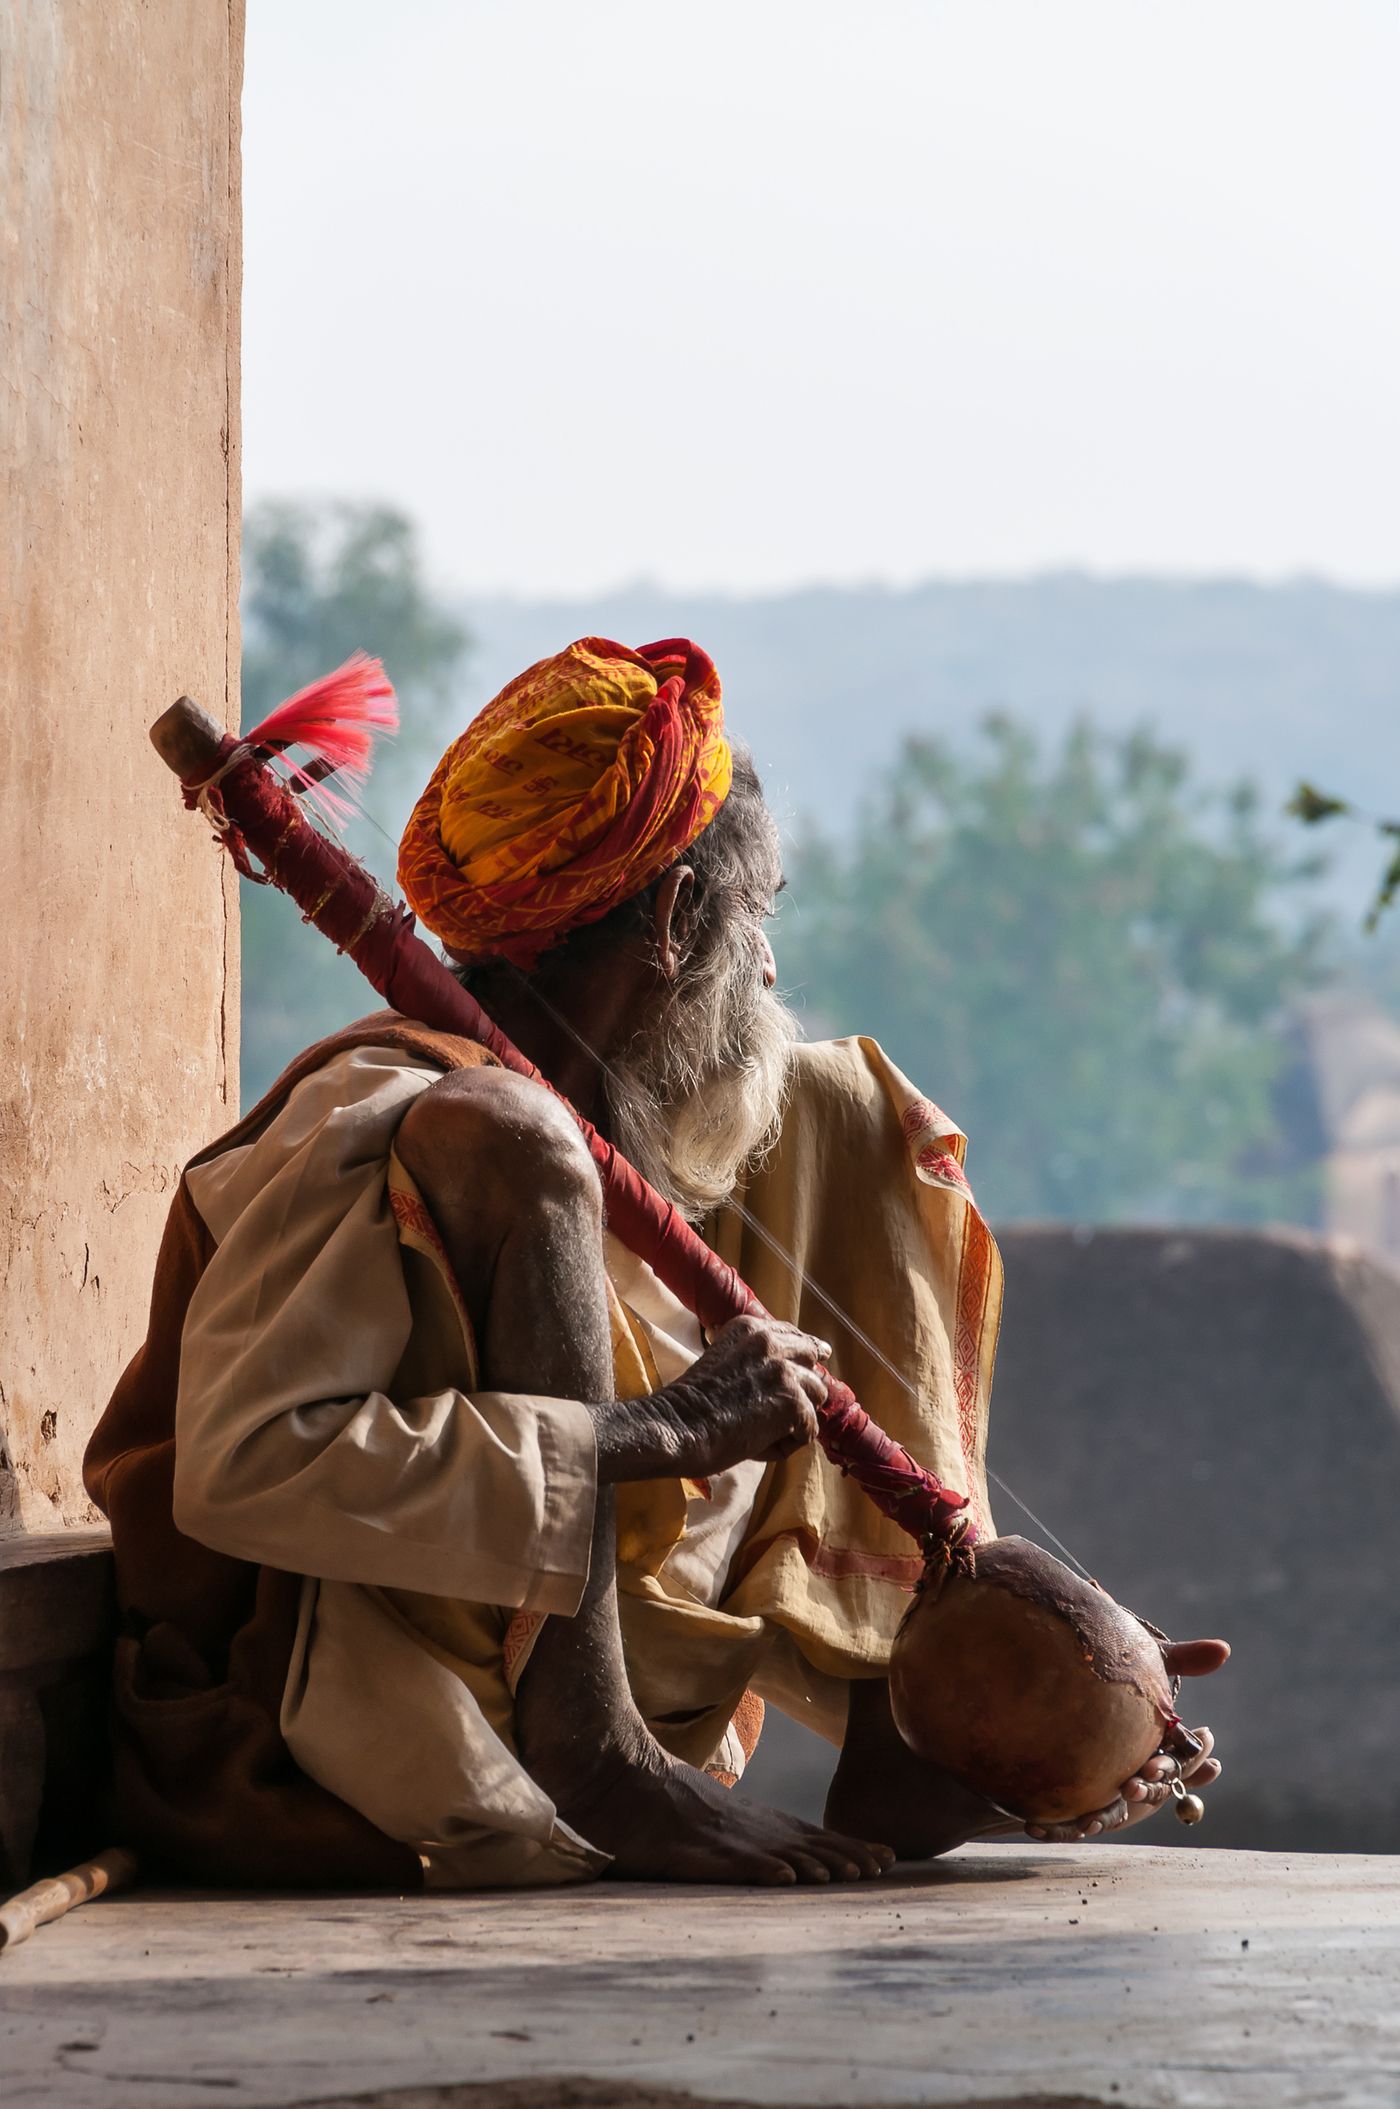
[150, 662, 1206, 1829]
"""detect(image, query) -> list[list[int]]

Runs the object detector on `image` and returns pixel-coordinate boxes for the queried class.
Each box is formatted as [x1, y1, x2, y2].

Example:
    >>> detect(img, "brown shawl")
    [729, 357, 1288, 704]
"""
[83, 1014, 498, 1889]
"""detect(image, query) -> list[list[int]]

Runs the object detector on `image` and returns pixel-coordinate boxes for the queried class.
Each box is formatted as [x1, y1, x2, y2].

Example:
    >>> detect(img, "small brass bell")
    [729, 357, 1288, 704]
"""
[1171, 1778, 1205, 1825]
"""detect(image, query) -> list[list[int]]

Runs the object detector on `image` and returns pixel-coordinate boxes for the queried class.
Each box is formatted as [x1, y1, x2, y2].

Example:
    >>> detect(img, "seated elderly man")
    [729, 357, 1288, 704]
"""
[87, 638, 1223, 1890]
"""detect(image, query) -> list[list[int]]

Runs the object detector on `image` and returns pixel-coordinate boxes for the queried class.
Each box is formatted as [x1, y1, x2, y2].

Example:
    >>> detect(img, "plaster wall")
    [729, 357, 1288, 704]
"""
[0, 3, 244, 1532]
[990, 1223, 1400, 1851]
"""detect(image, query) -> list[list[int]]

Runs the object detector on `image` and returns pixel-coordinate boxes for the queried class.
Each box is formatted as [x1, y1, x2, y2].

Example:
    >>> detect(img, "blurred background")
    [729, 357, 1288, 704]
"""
[239, 1, 1400, 1849]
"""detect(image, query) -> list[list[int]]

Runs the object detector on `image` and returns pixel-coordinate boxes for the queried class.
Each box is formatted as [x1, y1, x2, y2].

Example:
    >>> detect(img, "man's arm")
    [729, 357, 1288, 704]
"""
[175, 1051, 830, 1610]
[173, 1053, 600, 1613]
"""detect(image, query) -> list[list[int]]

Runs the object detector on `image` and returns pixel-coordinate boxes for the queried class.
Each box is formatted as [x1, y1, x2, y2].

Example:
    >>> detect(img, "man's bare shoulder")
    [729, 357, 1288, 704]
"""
[396, 1060, 589, 1171]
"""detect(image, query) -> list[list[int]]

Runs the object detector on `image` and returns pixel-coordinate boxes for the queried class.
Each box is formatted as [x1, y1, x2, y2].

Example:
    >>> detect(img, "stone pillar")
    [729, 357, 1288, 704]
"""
[0, 0, 244, 1881]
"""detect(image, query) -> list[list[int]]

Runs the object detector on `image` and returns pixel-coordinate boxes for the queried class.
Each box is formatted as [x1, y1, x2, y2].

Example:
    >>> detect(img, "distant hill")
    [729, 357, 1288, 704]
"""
[455, 575, 1400, 852]
[241, 573, 1400, 1110]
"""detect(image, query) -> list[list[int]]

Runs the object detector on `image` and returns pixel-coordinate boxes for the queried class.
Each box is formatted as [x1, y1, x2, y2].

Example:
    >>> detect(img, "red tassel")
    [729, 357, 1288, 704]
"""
[244, 652, 398, 828]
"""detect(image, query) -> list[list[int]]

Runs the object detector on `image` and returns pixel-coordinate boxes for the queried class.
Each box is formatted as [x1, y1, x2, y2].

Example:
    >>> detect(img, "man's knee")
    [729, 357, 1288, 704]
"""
[396, 1066, 601, 1229]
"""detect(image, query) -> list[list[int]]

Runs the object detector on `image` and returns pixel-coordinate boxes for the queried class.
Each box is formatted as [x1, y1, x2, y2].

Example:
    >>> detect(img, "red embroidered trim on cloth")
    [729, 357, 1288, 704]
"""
[897, 1091, 988, 1512]
[726, 1523, 927, 1594]
[953, 1212, 995, 1494]
[390, 1186, 479, 1359]
[916, 1147, 972, 1193]
[503, 1609, 546, 1682]
[900, 1096, 959, 1145]
[706, 1689, 765, 1789]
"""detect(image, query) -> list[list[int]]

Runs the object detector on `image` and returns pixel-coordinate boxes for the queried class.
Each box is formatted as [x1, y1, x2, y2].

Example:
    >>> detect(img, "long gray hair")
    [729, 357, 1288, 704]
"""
[454, 749, 796, 1221]
[604, 750, 797, 1219]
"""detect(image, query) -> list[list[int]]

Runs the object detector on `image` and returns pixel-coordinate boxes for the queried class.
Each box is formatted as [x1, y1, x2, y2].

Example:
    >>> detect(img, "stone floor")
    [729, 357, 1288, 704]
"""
[2, 1845, 1397, 2109]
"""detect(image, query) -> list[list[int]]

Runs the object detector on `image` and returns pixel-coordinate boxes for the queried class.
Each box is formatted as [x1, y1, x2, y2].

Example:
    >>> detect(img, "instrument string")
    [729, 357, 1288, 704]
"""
[505, 971, 1099, 1584]
[340, 797, 1099, 1582]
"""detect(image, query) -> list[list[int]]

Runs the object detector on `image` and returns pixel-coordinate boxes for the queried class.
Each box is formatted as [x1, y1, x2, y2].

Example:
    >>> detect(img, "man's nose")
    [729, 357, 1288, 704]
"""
[760, 931, 778, 988]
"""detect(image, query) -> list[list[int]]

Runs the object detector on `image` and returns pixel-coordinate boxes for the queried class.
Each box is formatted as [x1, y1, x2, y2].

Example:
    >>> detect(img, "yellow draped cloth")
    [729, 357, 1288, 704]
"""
[384, 1034, 1001, 1787]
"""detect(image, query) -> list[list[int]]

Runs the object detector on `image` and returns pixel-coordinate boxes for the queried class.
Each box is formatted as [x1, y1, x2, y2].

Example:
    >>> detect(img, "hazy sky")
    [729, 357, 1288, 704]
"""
[243, 2, 1399, 598]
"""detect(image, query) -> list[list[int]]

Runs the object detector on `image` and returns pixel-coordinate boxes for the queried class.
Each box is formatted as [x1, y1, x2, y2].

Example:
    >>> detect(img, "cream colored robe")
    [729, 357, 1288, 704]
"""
[175, 1038, 999, 1888]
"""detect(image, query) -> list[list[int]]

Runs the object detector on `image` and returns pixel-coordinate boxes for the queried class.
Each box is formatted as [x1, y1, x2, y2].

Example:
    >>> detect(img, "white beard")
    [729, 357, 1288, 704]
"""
[604, 937, 798, 1223]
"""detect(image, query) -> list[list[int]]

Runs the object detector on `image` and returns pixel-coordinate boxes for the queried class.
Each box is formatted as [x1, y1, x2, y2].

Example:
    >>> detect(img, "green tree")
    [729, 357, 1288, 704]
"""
[1289, 781, 1400, 931]
[781, 718, 1327, 1224]
[239, 502, 469, 1107]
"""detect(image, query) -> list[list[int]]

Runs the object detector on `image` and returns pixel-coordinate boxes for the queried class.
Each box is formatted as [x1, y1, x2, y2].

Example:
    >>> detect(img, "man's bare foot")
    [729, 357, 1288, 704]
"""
[555, 1734, 894, 1886]
[825, 1677, 1006, 1860]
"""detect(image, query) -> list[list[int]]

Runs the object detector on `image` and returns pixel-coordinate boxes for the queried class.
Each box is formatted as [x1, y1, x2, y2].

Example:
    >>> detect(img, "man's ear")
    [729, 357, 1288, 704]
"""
[652, 865, 696, 981]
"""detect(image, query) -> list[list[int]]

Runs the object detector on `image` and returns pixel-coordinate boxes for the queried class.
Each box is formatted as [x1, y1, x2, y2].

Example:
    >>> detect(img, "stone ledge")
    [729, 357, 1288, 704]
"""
[0, 1528, 114, 1672]
[302, 2086, 1096, 2109]
[0, 1529, 114, 1891]
[1, 1846, 1394, 2108]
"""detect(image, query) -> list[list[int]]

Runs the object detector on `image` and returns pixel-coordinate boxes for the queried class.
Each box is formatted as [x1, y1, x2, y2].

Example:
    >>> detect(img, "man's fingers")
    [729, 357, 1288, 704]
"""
[1153, 1725, 1214, 1777]
[1124, 1776, 1173, 1809]
[794, 1365, 830, 1409]
[1163, 1638, 1231, 1678]
[792, 1389, 820, 1436]
[1033, 1790, 1134, 1842]
[743, 1316, 830, 1364]
[765, 1392, 820, 1459]
[772, 1328, 832, 1368]
[1030, 1803, 1113, 1842]
[1180, 1726, 1215, 1776]
[716, 1316, 831, 1369]
[1029, 1732, 1222, 1848]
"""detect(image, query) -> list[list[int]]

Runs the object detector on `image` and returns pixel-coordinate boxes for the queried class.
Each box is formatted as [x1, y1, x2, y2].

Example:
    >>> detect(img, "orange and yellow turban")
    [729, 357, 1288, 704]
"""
[398, 636, 732, 967]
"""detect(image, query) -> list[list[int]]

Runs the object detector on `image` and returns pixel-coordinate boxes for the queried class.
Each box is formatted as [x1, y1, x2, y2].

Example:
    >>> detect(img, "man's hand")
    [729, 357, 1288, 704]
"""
[1025, 1637, 1230, 1843]
[590, 1314, 829, 1485]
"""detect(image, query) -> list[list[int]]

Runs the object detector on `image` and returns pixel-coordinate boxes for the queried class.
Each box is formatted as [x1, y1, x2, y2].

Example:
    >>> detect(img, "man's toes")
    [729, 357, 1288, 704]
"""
[807, 1846, 863, 1881]
[807, 1827, 891, 1879]
[738, 1853, 799, 1887]
[668, 1840, 796, 1888]
[782, 1849, 833, 1884]
[837, 1842, 890, 1879]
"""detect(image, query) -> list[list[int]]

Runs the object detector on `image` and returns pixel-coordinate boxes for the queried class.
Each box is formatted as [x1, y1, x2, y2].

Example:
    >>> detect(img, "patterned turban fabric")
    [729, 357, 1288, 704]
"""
[398, 636, 732, 968]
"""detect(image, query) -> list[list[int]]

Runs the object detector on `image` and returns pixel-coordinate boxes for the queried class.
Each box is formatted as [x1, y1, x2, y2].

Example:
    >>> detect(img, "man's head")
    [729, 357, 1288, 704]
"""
[581, 746, 795, 1220]
[399, 639, 796, 1218]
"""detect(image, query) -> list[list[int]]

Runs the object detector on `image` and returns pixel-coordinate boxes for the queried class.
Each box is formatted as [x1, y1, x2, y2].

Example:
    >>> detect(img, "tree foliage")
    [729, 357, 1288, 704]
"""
[234, 515, 1329, 1226]
[1289, 781, 1400, 931]
[239, 502, 470, 1107]
[781, 718, 1327, 1224]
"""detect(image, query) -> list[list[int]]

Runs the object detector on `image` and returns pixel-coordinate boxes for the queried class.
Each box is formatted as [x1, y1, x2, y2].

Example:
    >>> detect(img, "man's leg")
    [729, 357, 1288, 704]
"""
[825, 1677, 1002, 1858]
[396, 1066, 891, 1884]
